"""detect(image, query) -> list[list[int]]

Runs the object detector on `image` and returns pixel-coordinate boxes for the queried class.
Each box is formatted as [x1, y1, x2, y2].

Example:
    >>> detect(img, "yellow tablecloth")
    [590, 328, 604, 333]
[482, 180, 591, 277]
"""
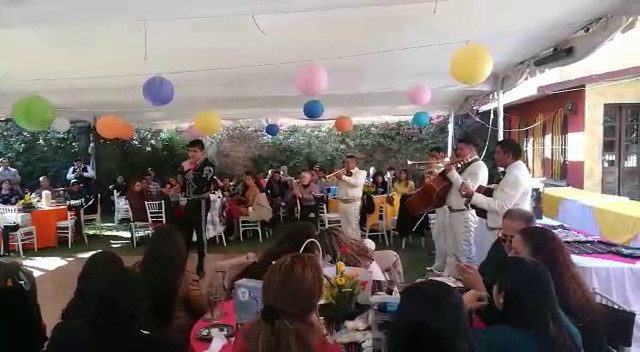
[543, 187, 640, 244]
[327, 194, 401, 229]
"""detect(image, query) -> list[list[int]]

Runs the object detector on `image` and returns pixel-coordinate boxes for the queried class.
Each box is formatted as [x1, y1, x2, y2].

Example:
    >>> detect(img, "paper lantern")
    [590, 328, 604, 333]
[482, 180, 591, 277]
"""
[143, 76, 174, 106]
[184, 125, 203, 139]
[334, 116, 353, 133]
[303, 100, 324, 119]
[119, 123, 135, 140]
[11, 95, 56, 131]
[193, 111, 222, 135]
[265, 124, 280, 136]
[412, 111, 430, 127]
[408, 84, 432, 106]
[51, 117, 71, 132]
[96, 115, 125, 139]
[450, 43, 494, 86]
[295, 64, 328, 96]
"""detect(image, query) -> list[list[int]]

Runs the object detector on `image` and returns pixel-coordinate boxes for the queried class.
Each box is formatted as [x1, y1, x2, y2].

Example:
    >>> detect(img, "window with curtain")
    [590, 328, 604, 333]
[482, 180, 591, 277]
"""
[551, 109, 567, 181]
[532, 114, 544, 178]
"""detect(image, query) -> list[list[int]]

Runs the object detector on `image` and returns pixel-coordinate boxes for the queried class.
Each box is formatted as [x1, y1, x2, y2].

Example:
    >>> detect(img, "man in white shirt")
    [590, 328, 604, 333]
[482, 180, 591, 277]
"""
[425, 146, 449, 272]
[66, 158, 96, 194]
[460, 139, 531, 263]
[0, 158, 21, 192]
[442, 136, 488, 275]
[336, 155, 367, 239]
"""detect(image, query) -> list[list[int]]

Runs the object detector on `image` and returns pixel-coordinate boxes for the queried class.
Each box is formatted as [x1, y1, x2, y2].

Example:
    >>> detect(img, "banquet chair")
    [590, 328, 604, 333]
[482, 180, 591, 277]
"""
[238, 217, 263, 242]
[113, 191, 131, 224]
[145, 200, 166, 225]
[390, 213, 427, 249]
[56, 200, 87, 248]
[364, 200, 389, 246]
[593, 290, 635, 352]
[317, 203, 341, 230]
[0, 206, 37, 257]
[128, 201, 152, 248]
[82, 194, 102, 236]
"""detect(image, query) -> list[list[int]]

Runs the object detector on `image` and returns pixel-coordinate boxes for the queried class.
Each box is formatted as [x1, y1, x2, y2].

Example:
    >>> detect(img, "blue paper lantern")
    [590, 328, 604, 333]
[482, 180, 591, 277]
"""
[265, 123, 280, 136]
[303, 100, 324, 119]
[143, 76, 174, 106]
[412, 111, 430, 127]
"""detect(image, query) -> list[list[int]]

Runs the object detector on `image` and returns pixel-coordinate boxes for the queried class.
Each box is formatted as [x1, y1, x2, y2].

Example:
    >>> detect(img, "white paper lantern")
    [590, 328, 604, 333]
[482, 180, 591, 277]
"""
[51, 117, 71, 132]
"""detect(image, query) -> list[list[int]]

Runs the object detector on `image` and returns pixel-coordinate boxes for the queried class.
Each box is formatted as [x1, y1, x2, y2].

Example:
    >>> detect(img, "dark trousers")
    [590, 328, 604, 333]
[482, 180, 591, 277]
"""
[182, 198, 210, 270]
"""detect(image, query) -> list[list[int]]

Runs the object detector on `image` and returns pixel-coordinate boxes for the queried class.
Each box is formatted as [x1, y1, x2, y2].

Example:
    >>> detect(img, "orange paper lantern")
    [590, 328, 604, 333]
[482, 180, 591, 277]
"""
[119, 122, 135, 140]
[334, 115, 353, 133]
[96, 115, 126, 139]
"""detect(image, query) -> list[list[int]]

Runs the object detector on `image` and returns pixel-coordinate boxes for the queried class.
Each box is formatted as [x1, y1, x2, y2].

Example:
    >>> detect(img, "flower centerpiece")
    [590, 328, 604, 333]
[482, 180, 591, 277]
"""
[18, 193, 36, 212]
[320, 260, 367, 331]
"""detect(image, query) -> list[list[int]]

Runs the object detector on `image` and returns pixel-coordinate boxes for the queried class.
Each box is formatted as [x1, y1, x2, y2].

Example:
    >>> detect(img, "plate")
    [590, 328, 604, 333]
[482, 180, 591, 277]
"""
[197, 323, 235, 340]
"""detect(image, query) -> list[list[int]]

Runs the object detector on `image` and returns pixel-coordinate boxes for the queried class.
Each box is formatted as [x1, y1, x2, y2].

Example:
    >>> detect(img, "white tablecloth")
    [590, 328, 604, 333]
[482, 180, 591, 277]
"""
[572, 255, 640, 351]
[0, 212, 31, 227]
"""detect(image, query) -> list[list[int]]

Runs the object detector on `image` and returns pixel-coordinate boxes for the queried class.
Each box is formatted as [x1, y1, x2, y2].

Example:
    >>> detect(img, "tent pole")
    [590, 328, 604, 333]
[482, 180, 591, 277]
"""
[497, 79, 505, 141]
[447, 108, 455, 157]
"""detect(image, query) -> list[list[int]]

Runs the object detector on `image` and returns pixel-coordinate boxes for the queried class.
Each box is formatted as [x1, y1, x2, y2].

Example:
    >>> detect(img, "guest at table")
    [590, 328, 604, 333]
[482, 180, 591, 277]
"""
[511, 226, 605, 352]
[66, 180, 89, 204]
[465, 257, 582, 352]
[145, 172, 161, 198]
[33, 176, 54, 199]
[292, 171, 319, 222]
[46, 251, 168, 351]
[137, 225, 207, 350]
[387, 280, 473, 352]
[392, 169, 415, 196]
[265, 171, 289, 209]
[220, 177, 232, 197]
[0, 158, 21, 192]
[109, 175, 128, 197]
[233, 253, 342, 352]
[148, 167, 161, 184]
[371, 171, 389, 195]
[256, 171, 268, 188]
[232, 222, 318, 286]
[168, 176, 182, 195]
[235, 172, 271, 224]
[127, 180, 148, 222]
[158, 181, 177, 224]
[0, 179, 22, 205]
[66, 158, 95, 194]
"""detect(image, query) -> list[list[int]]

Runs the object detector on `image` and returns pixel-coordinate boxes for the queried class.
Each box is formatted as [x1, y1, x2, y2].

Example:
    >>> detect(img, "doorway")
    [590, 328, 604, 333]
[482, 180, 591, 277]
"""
[602, 104, 640, 200]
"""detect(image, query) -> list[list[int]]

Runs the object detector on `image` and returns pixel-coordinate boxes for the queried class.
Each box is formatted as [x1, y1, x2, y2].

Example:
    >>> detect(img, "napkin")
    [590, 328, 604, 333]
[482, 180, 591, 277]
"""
[205, 332, 228, 352]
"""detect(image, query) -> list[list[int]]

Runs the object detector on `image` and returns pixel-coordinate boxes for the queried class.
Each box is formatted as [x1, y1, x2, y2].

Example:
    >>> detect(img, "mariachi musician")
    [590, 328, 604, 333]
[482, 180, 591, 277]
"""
[425, 146, 448, 273]
[442, 135, 488, 275]
[334, 155, 367, 239]
[459, 139, 531, 264]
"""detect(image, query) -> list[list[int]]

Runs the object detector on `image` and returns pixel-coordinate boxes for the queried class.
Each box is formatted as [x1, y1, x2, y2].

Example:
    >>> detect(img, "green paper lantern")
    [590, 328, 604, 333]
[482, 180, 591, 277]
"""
[11, 95, 56, 131]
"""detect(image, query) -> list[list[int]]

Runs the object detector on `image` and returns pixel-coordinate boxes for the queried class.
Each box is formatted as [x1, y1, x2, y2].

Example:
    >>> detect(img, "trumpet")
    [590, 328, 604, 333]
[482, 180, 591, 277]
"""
[407, 159, 446, 165]
[326, 168, 346, 178]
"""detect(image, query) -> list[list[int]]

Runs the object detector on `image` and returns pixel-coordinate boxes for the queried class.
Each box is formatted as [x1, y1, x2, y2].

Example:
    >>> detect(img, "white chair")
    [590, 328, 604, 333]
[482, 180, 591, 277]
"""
[399, 212, 429, 249]
[238, 216, 263, 242]
[83, 194, 102, 236]
[318, 203, 341, 230]
[56, 200, 88, 248]
[114, 191, 131, 224]
[145, 200, 166, 224]
[0, 206, 37, 257]
[128, 201, 151, 247]
[364, 199, 389, 246]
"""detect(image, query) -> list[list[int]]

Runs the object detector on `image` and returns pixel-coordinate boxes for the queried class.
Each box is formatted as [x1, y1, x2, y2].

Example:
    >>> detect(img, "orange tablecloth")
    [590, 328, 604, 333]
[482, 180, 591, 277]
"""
[30, 206, 68, 249]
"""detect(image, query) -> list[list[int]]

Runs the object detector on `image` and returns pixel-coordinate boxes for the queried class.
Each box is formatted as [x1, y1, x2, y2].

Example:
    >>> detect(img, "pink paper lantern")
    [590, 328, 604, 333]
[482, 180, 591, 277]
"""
[295, 64, 328, 96]
[408, 84, 432, 106]
[184, 125, 203, 139]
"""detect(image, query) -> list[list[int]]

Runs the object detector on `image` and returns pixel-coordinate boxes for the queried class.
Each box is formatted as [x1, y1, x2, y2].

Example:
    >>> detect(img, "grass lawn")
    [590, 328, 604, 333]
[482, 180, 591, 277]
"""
[27, 221, 435, 283]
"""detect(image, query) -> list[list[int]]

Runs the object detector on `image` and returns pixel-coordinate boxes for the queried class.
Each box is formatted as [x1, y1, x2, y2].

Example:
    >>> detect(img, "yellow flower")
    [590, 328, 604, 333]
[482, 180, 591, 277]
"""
[335, 277, 346, 286]
[336, 261, 346, 274]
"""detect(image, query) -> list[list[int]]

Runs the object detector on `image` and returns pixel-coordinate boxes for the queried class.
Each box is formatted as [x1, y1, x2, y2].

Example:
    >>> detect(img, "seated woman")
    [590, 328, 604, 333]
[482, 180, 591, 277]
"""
[232, 222, 318, 285]
[47, 251, 167, 351]
[265, 170, 289, 219]
[511, 226, 604, 351]
[371, 171, 389, 195]
[227, 173, 272, 238]
[233, 253, 341, 352]
[392, 169, 415, 195]
[0, 179, 21, 205]
[465, 256, 582, 352]
[387, 280, 473, 352]
[168, 176, 182, 196]
[126, 179, 148, 222]
[136, 225, 207, 350]
[291, 171, 319, 222]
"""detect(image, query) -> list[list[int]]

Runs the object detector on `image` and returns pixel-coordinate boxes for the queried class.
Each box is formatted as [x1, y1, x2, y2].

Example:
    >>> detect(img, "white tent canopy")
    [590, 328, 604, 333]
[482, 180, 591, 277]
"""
[0, 0, 636, 126]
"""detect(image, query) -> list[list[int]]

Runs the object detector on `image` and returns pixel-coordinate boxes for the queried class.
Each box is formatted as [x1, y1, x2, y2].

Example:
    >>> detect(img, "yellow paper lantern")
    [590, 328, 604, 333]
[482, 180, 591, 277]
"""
[449, 43, 494, 86]
[193, 111, 222, 135]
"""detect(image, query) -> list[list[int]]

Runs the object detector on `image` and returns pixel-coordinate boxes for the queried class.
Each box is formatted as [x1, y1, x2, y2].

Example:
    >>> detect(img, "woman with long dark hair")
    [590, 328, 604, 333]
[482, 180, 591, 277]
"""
[470, 256, 582, 352]
[387, 280, 473, 352]
[126, 179, 148, 222]
[47, 251, 156, 352]
[371, 171, 389, 195]
[392, 169, 415, 195]
[511, 226, 604, 351]
[233, 253, 341, 352]
[137, 225, 207, 349]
